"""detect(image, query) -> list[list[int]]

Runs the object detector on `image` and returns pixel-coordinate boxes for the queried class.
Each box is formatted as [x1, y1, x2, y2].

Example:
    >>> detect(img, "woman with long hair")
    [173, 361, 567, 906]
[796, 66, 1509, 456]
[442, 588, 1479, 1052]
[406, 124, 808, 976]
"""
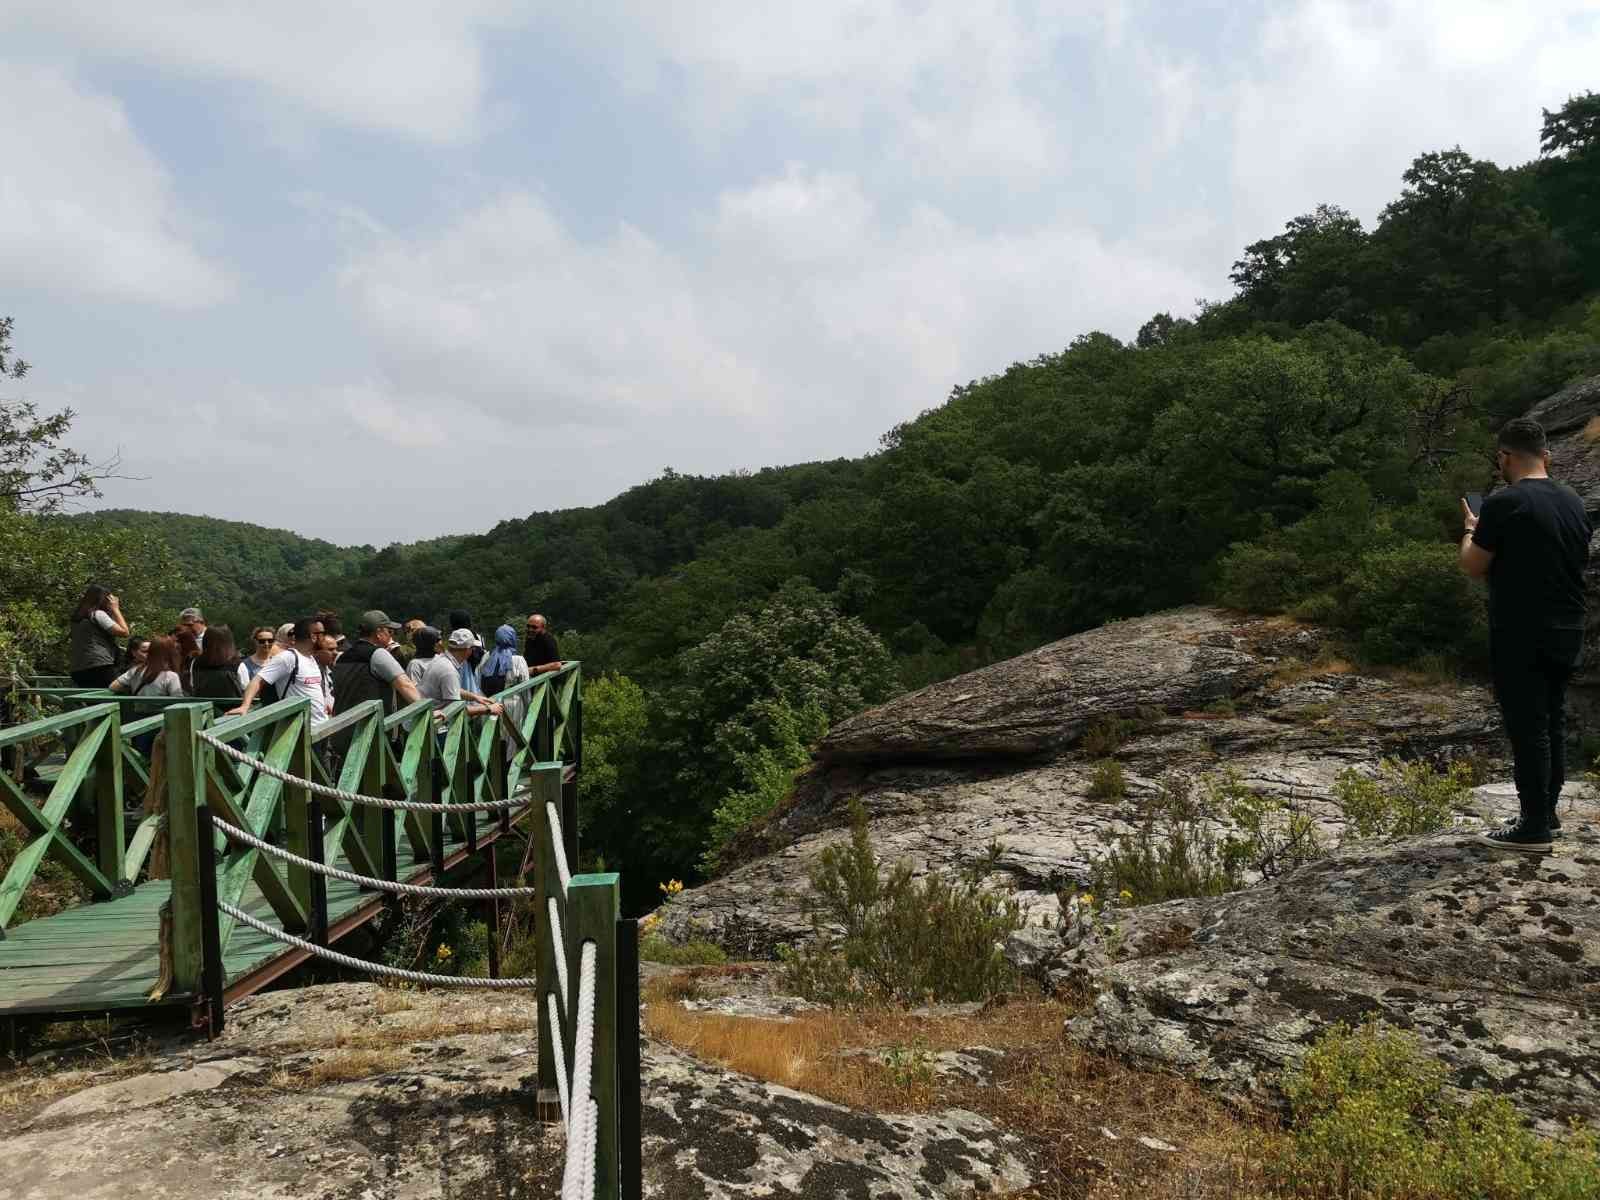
[191, 625, 245, 699]
[68, 584, 129, 688]
[121, 635, 151, 671]
[241, 626, 278, 683]
[109, 635, 184, 697]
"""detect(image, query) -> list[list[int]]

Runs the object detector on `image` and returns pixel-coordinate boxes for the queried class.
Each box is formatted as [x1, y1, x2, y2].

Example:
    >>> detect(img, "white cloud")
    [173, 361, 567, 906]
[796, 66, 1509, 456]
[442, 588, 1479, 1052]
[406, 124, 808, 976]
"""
[331, 166, 1206, 485]
[1228, 0, 1600, 248]
[1, 1, 520, 143]
[0, 64, 231, 309]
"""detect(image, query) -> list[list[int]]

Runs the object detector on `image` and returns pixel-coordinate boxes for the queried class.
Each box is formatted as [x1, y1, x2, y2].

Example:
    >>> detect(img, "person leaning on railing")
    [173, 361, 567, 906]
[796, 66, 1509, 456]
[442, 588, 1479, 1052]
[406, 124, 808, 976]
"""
[68, 584, 129, 689]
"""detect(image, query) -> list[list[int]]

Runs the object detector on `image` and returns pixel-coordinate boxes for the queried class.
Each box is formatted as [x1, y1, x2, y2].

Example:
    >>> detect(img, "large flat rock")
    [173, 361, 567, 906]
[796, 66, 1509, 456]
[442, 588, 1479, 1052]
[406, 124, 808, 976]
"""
[1053, 797, 1600, 1135]
[818, 607, 1270, 763]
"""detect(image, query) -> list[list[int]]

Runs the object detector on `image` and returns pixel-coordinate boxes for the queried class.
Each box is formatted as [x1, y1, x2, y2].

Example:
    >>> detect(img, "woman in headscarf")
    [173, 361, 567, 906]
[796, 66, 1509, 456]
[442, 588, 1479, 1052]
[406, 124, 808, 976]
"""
[478, 623, 523, 697]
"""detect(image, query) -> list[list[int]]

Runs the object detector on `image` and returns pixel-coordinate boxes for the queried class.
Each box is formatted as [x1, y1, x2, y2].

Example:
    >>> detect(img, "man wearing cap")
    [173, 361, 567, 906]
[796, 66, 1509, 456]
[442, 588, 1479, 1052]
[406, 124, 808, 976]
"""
[330, 610, 422, 723]
[443, 627, 503, 718]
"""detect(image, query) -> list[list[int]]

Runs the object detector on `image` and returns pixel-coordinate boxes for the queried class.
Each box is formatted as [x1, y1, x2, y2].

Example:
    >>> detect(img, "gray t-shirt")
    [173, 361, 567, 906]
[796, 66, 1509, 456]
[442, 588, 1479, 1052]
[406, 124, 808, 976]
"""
[368, 646, 404, 685]
[416, 654, 461, 709]
[113, 666, 184, 697]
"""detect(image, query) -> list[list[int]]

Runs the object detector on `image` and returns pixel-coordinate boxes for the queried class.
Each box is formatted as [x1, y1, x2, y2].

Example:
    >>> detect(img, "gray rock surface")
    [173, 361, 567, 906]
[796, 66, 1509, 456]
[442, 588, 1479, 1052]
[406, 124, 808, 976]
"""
[659, 608, 1503, 957]
[642, 1042, 1029, 1197]
[1053, 788, 1600, 1134]
[819, 607, 1268, 763]
[1, 981, 1030, 1199]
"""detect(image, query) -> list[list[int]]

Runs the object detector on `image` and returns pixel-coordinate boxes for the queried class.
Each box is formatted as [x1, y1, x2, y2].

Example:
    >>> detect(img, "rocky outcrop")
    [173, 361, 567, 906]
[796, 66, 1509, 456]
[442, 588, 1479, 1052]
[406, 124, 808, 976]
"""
[818, 607, 1273, 763]
[1051, 789, 1600, 1134]
[658, 608, 1503, 957]
[0, 982, 1029, 1199]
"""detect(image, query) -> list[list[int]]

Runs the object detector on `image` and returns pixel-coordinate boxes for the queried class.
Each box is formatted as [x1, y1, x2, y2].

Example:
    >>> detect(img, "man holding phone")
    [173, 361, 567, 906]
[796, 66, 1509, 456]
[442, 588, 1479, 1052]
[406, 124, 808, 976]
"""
[1460, 417, 1593, 852]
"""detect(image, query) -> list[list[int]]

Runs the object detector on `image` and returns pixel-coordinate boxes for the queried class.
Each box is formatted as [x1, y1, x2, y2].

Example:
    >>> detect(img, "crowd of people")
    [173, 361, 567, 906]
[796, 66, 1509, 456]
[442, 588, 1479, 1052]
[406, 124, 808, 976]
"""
[65, 593, 565, 730]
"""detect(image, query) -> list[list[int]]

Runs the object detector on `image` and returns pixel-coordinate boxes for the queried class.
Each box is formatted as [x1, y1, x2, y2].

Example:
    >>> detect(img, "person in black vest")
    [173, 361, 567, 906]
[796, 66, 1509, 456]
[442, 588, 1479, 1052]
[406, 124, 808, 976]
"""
[330, 610, 422, 718]
[1461, 417, 1593, 852]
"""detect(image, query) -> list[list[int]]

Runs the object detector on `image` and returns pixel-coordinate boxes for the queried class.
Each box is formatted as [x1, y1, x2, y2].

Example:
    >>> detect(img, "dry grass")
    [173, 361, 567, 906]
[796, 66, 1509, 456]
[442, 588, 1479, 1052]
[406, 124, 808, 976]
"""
[306, 1048, 411, 1085]
[1266, 653, 1355, 691]
[373, 991, 418, 1016]
[644, 983, 1267, 1199]
[1583, 415, 1600, 444]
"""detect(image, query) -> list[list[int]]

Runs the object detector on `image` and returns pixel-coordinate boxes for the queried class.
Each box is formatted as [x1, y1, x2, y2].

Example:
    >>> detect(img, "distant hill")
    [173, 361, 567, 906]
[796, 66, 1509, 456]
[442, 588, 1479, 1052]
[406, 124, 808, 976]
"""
[61, 510, 376, 634]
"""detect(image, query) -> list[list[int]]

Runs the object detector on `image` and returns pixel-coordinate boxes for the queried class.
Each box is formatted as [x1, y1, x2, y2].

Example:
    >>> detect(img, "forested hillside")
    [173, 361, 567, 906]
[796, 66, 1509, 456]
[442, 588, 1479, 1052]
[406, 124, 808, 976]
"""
[7, 94, 1598, 902]
[63, 510, 375, 635]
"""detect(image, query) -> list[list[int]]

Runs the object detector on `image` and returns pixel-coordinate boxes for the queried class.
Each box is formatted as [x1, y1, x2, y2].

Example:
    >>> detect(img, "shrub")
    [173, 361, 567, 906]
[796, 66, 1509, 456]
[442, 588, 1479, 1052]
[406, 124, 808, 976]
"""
[1344, 540, 1486, 666]
[1088, 772, 1325, 906]
[639, 937, 728, 966]
[1080, 715, 1139, 757]
[1267, 1021, 1600, 1199]
[1334, 758, 1475, 841]
[780, 801, 1026, 1006]
[1216, 539, 1307, 612]
[1086, 759, 1127, 801]
[1088, 776, 1244, 905]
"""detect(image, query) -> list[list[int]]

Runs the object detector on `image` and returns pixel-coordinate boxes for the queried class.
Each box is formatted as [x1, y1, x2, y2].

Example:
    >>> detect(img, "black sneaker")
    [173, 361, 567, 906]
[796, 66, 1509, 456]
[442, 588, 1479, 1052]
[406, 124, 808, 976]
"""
[1503, 813, 1562, 838]
[1480, 824, 1553, 853]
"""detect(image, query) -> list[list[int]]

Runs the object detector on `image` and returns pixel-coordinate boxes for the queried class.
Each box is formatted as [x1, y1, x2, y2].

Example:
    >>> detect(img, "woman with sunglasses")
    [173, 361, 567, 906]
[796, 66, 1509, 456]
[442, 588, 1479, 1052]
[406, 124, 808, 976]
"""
[241, 626, 280, 684]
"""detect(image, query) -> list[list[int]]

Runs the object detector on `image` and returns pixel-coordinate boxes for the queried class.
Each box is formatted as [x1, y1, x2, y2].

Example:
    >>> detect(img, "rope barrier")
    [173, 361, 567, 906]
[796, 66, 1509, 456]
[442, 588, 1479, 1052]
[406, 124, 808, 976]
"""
[216, 901, 538, 988]
[198, 729, 529, 812]
[547, 991, 571, 1123]
[547, 801, 572, 894]
[560, 940, 599, 1200]
[548, 897, 569, 1011]
[208, 813, 539, 899]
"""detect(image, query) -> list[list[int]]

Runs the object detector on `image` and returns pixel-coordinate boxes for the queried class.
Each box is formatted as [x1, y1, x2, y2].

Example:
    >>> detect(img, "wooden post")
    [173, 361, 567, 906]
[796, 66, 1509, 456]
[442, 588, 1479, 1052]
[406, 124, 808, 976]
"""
[531, 763, 564, 1120]
[95, 705, 127, 891]
[616, 914, 642, 1200]
[195, 803, 225, 1037]
[562, 772, 579, 877]
[360, 708, 385, 875]
[569, 873, 620, 1200]
[164, 704, 207, 997]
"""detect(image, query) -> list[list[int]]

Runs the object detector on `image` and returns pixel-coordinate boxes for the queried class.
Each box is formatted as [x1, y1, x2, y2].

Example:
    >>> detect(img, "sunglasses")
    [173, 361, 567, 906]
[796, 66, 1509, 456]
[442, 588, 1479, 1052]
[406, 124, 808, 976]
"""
[255, 637, 274, 645]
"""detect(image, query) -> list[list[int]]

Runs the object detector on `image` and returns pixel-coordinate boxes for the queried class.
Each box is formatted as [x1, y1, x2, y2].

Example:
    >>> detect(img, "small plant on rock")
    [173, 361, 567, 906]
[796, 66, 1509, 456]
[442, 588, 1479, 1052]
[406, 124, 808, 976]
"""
[1334, 758, 1475, 841]
[1086, 758, 1127, 802]
[780, 800, 1026, 1006]
[1087, 775, 1244, 905]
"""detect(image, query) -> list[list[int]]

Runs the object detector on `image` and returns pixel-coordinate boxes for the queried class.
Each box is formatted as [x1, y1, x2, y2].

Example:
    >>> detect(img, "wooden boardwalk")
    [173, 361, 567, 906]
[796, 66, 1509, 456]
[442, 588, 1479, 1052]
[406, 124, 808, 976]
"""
[0, 807, 515, 1017]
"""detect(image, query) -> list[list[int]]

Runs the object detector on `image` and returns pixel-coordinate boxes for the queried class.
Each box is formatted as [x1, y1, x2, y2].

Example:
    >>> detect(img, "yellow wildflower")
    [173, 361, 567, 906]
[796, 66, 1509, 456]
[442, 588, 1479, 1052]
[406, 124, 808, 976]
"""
[435, 944, 453, 960]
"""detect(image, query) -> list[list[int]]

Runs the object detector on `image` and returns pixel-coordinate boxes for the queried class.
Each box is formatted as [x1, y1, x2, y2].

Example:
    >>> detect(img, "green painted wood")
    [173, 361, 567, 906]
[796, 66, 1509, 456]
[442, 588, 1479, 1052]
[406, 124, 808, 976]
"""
[0, 702, 118, 748]
[569, 872, 621, 1200]
[94, 708, 125, 885]
[164, 704, 207, 995]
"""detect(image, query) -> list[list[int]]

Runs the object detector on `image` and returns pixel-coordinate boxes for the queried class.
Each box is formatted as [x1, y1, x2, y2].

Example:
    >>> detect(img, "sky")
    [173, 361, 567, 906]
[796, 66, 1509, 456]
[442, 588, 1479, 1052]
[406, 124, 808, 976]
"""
[4, 1, 1598, 546]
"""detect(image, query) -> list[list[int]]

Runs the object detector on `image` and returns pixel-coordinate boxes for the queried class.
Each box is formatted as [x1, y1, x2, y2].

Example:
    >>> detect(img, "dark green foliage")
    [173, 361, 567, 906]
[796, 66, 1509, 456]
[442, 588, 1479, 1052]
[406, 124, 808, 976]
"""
[780, 800, 1025, 1006]
[1269, 1022, 1600, 1198]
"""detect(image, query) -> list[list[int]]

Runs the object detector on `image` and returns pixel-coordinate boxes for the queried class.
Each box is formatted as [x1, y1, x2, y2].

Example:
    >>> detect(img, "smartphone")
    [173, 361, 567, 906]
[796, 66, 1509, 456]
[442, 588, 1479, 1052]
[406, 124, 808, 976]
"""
[1464, 492, 1484, 517]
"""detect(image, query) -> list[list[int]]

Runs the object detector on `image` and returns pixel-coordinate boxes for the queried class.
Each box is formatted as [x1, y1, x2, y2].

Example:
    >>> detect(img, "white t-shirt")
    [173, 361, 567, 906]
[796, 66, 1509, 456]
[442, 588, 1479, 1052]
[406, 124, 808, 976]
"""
[256, 649, 331, 724]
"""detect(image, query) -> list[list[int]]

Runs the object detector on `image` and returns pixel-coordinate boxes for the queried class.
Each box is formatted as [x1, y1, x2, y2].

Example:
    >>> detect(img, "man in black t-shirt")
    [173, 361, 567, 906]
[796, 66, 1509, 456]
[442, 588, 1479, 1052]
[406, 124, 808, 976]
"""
[1461, 417, 1593, 852]
[524, 613, 562, 675]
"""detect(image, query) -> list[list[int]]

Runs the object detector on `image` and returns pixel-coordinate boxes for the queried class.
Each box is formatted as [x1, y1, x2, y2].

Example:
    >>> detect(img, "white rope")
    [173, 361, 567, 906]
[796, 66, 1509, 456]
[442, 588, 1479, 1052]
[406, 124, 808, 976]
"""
[207, 813, 538, 899]
[216, 901, 537, 988]
[581, 1099, 599, 1200]
[560, 940, 599, 1200]
[548, 896, 569, 1009]
[546, 991, 571, 1123]
[547, 801, 572, 893]
[198, 729, 529, 812]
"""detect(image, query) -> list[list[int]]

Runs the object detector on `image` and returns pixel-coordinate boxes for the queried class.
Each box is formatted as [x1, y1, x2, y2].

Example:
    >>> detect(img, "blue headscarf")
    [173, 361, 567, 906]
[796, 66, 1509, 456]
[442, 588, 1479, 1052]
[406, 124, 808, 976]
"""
[481, 623, 518, 680]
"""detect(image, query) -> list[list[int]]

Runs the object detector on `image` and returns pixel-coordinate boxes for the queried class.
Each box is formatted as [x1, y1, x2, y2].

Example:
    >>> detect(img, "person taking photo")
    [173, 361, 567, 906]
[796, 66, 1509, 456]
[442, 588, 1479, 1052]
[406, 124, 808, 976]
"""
[1460, 417, 1593, 852]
